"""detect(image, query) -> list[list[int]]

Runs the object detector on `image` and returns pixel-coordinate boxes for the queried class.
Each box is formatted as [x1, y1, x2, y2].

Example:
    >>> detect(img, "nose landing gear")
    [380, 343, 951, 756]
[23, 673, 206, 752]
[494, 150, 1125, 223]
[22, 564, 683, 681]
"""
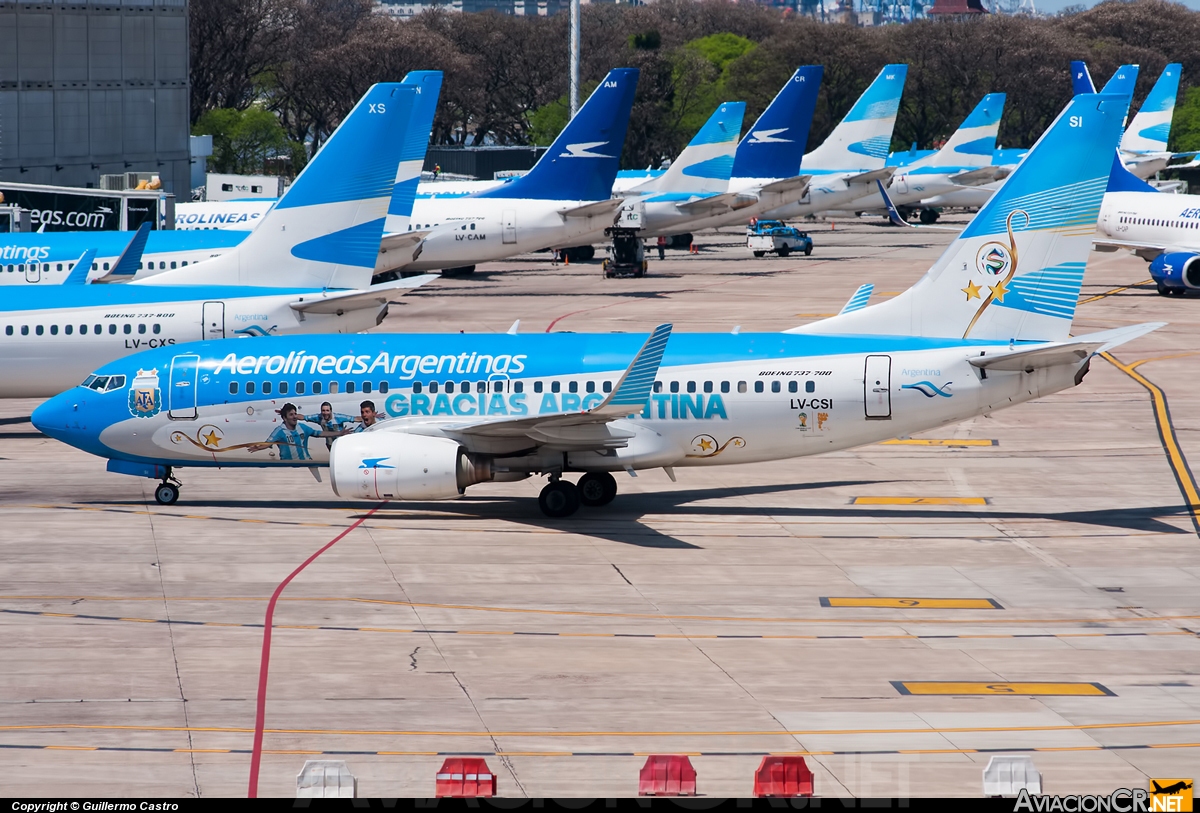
[154, 468, 182, 505]
[538, 471, 620, 517]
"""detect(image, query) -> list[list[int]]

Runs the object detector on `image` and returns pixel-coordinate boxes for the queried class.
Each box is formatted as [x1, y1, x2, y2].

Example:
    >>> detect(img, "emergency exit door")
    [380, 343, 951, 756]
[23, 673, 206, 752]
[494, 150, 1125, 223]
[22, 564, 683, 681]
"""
[864, 355, 892, 419]
[202, 301, 225, 340]
[24, 262, 40, 283]
[502, 210, 516, 244]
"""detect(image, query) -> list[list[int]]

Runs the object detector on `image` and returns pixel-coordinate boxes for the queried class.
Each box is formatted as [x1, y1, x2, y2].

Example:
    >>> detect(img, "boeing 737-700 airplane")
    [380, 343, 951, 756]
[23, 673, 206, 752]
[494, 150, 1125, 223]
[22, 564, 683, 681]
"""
[0, 76, 440, 398]
[33, 92, 1160, 516]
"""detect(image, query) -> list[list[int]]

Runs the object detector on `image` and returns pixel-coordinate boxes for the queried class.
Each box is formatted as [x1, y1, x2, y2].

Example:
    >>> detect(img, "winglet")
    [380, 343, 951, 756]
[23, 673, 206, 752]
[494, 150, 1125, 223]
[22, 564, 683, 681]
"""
[592, 324, 672, 415]
[62, 249, 97, 286]
[877, 179, 909, 227]
[507, 320, 520, 335]
[94, 222, 152, 282]
[839, 283, 874, 315]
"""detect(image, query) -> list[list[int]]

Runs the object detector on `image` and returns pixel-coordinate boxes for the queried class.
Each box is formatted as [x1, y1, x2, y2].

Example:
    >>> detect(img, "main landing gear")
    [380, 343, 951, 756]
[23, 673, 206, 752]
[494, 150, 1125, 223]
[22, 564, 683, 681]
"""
[538, 471, 619, 517]
[154, 468, 182, 505]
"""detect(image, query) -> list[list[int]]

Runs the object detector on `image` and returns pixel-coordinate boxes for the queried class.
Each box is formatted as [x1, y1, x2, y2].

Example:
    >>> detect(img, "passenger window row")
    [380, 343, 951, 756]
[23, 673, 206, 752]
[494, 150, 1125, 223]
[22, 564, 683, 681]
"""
[5, 323, 162, 337]
[651, 379, 818, 394]
[229, 380, 393, 396]
[2, 261, 193, 274]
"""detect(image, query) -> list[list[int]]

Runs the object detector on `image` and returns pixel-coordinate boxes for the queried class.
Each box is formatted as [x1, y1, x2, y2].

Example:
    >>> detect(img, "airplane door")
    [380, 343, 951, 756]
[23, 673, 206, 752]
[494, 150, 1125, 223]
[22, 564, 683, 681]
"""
[24, 262, 40, 283]
[864, 355, 892, 419]
[502, 210, 516, 244]
[168, 353, 200, 420]
[894, 175, 909, 196]
[202, 301, 225, 340]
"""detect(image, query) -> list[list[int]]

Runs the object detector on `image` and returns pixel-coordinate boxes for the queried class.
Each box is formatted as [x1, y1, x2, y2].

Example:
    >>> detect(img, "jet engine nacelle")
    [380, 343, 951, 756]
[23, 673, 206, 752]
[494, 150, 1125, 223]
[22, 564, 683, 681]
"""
[329, 432, 493, 500]
[1149, 252, 1200, 289]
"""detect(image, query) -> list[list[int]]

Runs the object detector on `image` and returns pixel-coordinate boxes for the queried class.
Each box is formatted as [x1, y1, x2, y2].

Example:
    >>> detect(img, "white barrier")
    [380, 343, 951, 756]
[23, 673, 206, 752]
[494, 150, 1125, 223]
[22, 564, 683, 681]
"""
[296, 759, 357, 798]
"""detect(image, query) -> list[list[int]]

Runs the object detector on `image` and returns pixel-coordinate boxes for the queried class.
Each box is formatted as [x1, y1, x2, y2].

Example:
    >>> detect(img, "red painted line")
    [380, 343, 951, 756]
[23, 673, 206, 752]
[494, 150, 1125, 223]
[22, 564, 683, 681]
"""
[246, 502, 387, 798]
[545, 300, 627, 333]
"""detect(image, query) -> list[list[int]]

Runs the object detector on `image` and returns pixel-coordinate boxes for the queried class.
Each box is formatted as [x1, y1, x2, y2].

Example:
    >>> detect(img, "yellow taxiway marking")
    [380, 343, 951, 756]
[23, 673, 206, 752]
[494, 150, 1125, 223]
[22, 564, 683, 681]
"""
[893, 681, 1115, 697]
[821, 597, 1002, 610]
[880, 438, 997, 447]
[853, 496, 988, 505]
[1102, 351, 1200, 535]
[1077, 279, 1153, 305]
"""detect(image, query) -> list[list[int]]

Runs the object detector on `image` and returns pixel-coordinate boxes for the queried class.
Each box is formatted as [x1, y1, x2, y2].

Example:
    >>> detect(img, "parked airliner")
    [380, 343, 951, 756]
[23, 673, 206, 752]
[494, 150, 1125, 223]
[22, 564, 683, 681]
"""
[0, 77, 439, 398]
[33, 92, 1159, 518]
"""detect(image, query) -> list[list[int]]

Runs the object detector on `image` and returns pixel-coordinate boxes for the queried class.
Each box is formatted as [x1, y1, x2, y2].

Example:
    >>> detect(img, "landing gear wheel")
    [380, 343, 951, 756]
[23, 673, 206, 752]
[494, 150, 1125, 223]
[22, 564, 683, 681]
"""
[1157, 283, 1170, 295]
[753, 251, 765, 258]
[778, 244, 791, 257]
[1172, 287, 1187, 296]
[919, 208, 940, 224]
[577, 472, 618, 507]
[155, 482, 180, 505]
[538, 480, 580, 517]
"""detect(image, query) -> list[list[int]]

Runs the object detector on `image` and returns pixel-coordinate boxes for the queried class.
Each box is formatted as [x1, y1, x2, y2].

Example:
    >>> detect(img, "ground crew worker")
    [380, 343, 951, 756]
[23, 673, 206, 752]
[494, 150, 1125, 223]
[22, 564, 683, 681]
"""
[657, 235, 666, 260]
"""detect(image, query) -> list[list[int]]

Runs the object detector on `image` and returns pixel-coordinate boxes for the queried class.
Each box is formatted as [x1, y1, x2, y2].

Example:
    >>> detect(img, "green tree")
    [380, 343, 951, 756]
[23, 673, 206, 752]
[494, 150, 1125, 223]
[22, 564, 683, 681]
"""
[1169, 85, 1200, 153]
[193, 106, 297, 175]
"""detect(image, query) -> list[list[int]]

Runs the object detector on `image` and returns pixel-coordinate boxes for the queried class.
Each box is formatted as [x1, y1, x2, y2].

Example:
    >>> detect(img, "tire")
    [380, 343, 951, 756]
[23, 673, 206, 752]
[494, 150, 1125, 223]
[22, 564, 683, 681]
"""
[538, 481, 580, 518]
[1172, 287, 1187, 296]
[442, 265, 475, 276]
[919, 209, 940, 224]
[778, 244, 791, 257]
[1158, 283, 1171, 296]
[753, 251, 765, 258]
[803, 244, 812, 256]
[155, 483, 179, 505]
[578, 472, 618, 507]
[579, 245, 595, 262]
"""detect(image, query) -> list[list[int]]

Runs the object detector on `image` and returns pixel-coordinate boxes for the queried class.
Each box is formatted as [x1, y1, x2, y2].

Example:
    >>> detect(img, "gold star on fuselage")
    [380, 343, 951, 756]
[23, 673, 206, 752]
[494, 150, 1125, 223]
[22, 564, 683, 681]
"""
[989, 279, 1010, 302]
[962, 280, 982, 301]
[202, 430, 221, 447]
[698, 438, 715, 451]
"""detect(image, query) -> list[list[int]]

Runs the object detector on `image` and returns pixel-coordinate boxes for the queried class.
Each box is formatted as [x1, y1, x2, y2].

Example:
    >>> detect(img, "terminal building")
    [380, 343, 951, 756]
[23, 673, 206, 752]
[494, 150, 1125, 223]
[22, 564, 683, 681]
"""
[0, 0, 192, 194]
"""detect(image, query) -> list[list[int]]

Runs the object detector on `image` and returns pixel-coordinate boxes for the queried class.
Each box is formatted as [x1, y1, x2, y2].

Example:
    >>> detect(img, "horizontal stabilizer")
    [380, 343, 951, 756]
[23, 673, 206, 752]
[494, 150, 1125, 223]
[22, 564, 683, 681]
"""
[949, 167, 1000, 186]
[758, 175, 811, 196]
[675, 192, 757, 213]
[379, 230, 429, 254]
[289, 274, 438, 313]
[559, 198, 625, 218]
[969, 322, 1164, 371]
[847, 168, 895, 185]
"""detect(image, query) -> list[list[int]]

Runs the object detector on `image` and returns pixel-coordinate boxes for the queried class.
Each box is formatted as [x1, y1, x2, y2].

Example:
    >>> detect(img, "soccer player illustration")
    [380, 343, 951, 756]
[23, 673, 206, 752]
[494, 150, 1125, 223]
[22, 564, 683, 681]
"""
[249, 403, 346, 461]
[355, 400, 382, 432]
[306, 401, 358, 450]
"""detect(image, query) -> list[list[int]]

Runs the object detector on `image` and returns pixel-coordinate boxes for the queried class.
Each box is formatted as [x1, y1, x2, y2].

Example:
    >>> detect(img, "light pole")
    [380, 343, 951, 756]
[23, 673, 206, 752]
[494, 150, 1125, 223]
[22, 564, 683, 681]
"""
[569, 0, 580, 118]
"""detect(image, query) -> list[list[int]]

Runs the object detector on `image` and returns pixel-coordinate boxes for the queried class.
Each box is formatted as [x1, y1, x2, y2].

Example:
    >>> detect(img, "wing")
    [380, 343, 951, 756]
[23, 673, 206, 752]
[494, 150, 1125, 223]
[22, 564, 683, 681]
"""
[376, 324, 672, 450]
[1091, 237, 1169, 260]
[558, 198, 625, 218]
[674, 192, 757, 214]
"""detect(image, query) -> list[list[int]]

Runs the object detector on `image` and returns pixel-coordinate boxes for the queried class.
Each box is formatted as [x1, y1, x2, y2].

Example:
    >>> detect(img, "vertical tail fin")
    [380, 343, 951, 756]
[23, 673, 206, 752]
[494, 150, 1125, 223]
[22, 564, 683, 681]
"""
[630, 102, 747, 196]
[730, 66, 823, 181]
[1071, 60, 1096, 95]
[385, 70, 443, 235]
[928, 93, 1006, 169]
[475, 68, 639, 203]
[801, 64, 908, 172]
[139, 81, 422, 290]
[1098, 64, 1140, 125]
[794, 94, 1127, 343]
[1122, 63, 1182, 155]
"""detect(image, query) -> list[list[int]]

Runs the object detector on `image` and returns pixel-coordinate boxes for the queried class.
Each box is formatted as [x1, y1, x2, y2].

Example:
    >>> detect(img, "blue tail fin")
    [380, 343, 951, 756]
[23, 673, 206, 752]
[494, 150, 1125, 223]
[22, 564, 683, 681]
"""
[1099, 64, 1139, 121]
[476, 68, 639, 202]
[1107, 151, 1159, 193]
[797, 93, 1128, 343]
[1071, 61, 1096, 95]
[631, 102, 747, 196]
[385, 70, 442, 234]
[802, 64, 908, 171]
[139, 82, 422, 290]
[730, 66, 823, 181]
[928, 93, 1006, 168]
[1122, 63, 1182, 154]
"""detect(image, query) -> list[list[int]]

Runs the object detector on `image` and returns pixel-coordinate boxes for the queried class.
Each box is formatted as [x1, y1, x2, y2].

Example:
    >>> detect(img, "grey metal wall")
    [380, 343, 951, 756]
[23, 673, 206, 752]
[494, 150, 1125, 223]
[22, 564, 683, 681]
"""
[0, 0, 191, 194]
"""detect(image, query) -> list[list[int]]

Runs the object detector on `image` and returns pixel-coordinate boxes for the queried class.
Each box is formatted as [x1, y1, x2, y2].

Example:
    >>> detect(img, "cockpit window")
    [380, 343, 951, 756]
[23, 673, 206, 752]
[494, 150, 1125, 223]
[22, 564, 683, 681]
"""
[82, 374, 125, 392]
[105, 375, 126, 391]
[81, 375, 97, 388]
[86, 376, 110, 391]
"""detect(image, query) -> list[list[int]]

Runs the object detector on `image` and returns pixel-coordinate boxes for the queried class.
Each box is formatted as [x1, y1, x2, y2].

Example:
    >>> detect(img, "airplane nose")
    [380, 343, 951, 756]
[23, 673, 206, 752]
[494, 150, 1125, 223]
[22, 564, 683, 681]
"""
[32, 391, 85, 443]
